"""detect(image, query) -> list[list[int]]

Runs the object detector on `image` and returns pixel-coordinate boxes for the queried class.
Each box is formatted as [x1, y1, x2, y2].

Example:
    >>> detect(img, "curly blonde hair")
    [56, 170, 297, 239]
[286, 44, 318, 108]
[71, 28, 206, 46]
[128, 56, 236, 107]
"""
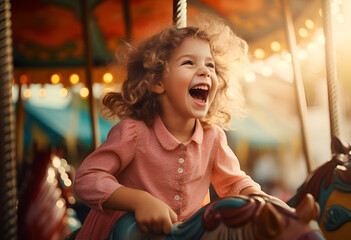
[101, 14, 249, 129]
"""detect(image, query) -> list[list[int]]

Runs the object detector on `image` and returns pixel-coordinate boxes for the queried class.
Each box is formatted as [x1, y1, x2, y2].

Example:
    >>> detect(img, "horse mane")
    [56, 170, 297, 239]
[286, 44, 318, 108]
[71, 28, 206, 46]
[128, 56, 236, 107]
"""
[202, 195, 295, 231]
[333, 161, 351, 192]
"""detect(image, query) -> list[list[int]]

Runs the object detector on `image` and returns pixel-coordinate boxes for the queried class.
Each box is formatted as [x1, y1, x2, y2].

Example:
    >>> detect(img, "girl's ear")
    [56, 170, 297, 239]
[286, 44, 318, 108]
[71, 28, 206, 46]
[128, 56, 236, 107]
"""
[151, 81, 165, 94]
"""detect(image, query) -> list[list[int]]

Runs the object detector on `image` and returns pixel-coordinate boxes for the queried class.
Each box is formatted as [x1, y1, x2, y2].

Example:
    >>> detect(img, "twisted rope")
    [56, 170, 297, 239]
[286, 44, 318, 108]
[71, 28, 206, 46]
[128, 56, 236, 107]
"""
[0, 0, 17, 239]
[173, 0, 187, 28]
[322, 0, 340, 142]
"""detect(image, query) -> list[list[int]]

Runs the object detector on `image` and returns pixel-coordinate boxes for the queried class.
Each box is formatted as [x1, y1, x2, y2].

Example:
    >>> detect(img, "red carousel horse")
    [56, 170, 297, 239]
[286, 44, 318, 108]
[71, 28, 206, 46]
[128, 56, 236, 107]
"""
[18, 146, 80, 240]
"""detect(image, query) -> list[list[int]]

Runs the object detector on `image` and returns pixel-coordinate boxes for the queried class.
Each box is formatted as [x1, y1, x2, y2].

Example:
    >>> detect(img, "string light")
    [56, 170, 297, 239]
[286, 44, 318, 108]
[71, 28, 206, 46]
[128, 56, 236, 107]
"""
[80, 87, 89, 98]
[58, 166, 66, 174]
[60, 159, 68, 167]
[270, 41, 281, 52]
[64, 179, 72, 187]
[20, 74, 28, 84]
[68, 196, 76, 205]
[305, 19, 314, 29]
[52, 156, 61, 168]
[59, 87, 68, 98]
[50, 74, 60, 84]
[298, 28, 308, 38]
[69, 73, 79, 85]
[39, 87, 47, 98]
[47, 175, 55, 183]
[48, 167, 56, 178]
[103, 72, 113, 83]
[254, 48, 265, 59]
[56, 198, 65, 209]
[23, 88, 31, 98]
[244, 72, 256, 83]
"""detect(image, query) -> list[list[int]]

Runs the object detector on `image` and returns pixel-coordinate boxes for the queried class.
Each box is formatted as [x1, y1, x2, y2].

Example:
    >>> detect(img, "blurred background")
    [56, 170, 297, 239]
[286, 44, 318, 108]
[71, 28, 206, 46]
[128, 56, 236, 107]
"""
[7, 0, 351, 238]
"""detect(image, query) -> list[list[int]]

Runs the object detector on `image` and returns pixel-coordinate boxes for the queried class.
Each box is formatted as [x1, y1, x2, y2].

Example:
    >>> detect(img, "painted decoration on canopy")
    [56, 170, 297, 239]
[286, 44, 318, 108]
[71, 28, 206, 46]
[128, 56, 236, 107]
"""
[288, 137, 351, 239]
[107, 194, 325, 240]
[11, 0, 319, 69]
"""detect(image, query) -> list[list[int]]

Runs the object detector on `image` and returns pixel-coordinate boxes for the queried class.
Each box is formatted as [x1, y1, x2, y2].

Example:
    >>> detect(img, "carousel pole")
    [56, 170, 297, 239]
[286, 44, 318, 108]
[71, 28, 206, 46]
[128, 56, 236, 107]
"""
[0, 0, 18, 239]
[80, 0, 100, 149]
[282, 0, 313, 173]
[122, 0, 132, 42]
[321, 0, 341, 147]
[173, 0, 187, 27]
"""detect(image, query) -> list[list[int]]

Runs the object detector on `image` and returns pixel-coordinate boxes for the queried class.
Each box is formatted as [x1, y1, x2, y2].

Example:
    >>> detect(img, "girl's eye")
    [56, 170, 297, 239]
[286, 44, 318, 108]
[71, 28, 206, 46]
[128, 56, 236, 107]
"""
[206, 63, 215, 68]
[182, 60, 193, 65]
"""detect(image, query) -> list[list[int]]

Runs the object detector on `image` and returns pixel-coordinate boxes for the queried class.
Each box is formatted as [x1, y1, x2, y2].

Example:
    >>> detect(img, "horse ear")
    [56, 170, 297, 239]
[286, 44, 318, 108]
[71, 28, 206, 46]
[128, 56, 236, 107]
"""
[331, 136, 349, 154]
[295, 194, 319, 222]
[256, 202, 284, 237]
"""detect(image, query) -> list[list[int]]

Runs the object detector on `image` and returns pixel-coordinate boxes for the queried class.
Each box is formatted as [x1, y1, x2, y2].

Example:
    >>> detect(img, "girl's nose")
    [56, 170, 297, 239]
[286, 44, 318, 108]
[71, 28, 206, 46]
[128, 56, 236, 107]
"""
[197, 66, 211, 78]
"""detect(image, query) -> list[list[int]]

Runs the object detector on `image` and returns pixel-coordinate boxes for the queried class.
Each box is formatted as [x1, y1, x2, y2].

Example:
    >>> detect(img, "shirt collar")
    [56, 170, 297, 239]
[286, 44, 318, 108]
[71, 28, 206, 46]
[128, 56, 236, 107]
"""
[153, 115, 203, 150]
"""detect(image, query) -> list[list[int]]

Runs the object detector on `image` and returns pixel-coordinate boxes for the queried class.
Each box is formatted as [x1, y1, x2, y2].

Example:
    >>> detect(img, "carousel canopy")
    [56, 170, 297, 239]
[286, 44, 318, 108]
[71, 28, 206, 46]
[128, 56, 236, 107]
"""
[12, 0, 321, 86]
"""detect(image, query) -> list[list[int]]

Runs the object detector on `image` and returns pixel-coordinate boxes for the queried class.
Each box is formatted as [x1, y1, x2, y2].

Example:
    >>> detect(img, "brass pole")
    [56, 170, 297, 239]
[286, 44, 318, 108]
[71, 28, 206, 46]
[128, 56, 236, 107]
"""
[122, 0, 132, 42]
[80, 0, 100, 149]
[282, 0, 313, 173]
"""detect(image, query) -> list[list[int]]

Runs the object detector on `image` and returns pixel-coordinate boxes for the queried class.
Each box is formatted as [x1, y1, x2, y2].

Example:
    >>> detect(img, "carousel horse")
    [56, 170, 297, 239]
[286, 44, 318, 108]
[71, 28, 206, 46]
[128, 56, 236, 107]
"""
[107, 194, 325, 240]
[18, 146, 81, 240]
[287, 137, 351, 239]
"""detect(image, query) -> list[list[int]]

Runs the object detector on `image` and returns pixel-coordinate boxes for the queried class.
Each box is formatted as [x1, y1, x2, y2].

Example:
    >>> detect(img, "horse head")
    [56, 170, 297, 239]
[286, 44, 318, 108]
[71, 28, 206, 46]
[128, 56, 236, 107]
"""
[288, 137, 351, 239]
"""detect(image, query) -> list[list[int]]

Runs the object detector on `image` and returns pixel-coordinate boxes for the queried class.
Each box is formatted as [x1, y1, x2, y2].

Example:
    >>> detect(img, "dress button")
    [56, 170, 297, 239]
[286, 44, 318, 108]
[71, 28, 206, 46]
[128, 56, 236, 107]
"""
[179, 158, 184, 164]
[178, 168, 184, 173]
[174, 195, 180, 201]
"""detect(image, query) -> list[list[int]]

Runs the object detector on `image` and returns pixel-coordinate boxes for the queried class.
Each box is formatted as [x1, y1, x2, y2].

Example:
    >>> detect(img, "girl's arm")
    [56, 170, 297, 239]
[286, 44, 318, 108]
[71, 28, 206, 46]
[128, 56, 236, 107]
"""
[210, 127, 261, 197]
[103, 186, 178, 234]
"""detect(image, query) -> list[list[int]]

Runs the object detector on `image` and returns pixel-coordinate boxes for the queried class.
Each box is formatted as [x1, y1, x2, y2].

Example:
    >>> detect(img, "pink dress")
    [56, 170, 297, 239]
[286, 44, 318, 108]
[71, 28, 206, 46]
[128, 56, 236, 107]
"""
[74, 115, 260, 240]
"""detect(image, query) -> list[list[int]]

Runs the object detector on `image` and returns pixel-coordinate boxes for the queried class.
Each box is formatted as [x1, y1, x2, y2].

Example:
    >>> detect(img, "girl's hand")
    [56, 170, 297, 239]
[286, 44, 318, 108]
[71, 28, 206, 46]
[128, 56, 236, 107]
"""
[103, 187, 178, 235]
[134, 194, 178, 234]
[240, 186, 291, 210]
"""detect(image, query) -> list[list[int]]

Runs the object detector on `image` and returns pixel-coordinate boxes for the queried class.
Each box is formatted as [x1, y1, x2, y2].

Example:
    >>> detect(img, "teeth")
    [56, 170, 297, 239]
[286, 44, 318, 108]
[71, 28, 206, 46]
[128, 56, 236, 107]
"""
[191, 85, 209, 90]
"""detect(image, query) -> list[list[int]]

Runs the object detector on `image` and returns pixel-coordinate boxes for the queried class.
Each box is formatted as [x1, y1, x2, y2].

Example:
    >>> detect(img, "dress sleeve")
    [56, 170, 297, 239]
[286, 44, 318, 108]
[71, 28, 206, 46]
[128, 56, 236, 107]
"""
[210, 126, 261, 197]
[74, 119, 137, 214]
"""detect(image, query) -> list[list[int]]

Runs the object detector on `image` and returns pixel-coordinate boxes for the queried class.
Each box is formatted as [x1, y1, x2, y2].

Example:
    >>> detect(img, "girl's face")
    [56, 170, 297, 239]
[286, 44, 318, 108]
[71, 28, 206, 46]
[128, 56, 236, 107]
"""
[156, 37, 219, 123]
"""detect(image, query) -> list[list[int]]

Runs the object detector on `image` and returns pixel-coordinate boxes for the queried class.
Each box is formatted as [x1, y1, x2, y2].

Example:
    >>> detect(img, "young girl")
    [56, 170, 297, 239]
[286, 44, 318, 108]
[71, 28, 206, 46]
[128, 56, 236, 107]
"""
[74, 17, 266, 240]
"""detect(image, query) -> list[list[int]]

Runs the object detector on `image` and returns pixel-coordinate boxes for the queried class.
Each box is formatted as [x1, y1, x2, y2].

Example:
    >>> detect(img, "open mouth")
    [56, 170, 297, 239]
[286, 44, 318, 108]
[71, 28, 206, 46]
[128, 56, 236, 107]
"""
[189, 84, 209, 103]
